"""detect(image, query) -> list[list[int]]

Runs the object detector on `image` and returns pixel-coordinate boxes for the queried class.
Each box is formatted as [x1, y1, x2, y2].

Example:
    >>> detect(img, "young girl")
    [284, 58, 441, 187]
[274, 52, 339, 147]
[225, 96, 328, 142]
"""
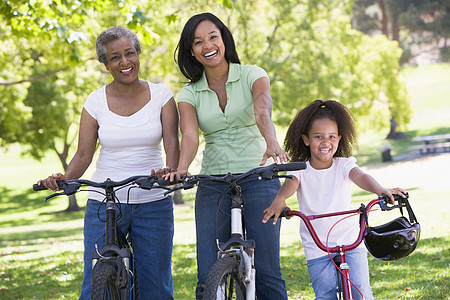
[262, 99, 406, 300]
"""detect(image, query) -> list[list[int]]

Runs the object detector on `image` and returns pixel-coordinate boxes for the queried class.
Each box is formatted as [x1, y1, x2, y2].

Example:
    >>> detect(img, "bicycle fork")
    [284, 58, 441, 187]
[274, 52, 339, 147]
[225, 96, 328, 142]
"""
[91, 190, 132, 290]
[334, 248, 367, 300]
[229, 189, 256, 300]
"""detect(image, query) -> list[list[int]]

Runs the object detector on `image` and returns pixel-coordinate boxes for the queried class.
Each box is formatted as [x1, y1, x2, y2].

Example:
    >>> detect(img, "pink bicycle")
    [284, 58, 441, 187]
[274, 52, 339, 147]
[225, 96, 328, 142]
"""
[280, 192, 420, 300]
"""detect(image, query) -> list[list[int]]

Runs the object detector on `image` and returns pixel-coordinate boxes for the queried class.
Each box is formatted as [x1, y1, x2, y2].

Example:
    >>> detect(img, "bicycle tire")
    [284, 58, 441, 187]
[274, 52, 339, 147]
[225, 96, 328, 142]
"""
[203, 256, 247, 300]
[90, 262, 124, 300]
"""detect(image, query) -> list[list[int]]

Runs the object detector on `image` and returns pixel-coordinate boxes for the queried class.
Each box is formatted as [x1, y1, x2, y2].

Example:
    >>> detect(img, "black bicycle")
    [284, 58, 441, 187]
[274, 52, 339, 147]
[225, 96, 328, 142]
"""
[159, 162, 306, 300]
[33, 175, 164, 299]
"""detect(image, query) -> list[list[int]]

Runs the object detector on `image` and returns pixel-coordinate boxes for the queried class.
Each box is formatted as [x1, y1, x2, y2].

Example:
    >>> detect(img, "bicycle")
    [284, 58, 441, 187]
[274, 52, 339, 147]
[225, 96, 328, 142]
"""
[278, 192, 420, 300]
[159, 162, 306, 300]
[33, 175, 165, 299]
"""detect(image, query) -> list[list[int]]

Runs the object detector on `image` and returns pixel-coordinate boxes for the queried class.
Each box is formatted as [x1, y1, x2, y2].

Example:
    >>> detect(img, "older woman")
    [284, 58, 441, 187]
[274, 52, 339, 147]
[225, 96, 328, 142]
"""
[170, 13, 289, 300]
[38, 26, 179, 299]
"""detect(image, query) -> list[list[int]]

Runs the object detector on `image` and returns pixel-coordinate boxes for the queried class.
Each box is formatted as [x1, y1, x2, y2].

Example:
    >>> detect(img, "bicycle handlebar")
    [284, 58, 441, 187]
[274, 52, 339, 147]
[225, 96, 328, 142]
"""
[279, 192, 410, 253]
[157, 162, 307, 193]
[33, 175, 162, 201]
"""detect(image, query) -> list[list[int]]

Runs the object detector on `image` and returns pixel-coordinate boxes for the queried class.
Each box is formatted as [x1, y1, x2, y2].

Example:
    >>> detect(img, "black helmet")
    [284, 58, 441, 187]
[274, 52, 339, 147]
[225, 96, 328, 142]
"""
[364, 194, 420, 261]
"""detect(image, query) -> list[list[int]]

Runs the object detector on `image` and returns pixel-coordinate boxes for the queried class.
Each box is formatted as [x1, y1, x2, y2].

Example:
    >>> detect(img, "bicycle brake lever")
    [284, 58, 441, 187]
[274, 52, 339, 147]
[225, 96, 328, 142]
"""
[378, 193, 409, 211]
[135, 177, 158, 190]
[44, 192, 66, 202]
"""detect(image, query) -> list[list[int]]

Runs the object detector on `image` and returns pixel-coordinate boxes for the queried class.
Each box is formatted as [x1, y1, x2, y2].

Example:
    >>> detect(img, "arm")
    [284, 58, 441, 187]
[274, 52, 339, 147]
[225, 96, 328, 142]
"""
[262, 176, 299, 225]
[38, 108, 98, 190]
[159, 97, 180, 176]
[166, 101, 199, 181]
[349, 166, 406, 203]
[252, 77, 290, 165]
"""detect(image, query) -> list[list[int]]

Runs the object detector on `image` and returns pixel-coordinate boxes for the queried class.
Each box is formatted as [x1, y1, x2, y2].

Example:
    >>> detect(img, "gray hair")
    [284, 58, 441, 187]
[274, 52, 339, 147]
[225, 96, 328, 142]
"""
[96, 26, 142, 65]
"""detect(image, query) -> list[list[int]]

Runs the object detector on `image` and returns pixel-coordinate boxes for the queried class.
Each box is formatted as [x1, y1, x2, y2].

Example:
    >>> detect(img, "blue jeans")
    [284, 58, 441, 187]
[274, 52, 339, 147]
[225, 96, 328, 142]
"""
[79, 198, 174, 300]
[195, 175, 287, 300]
[306, 247, 374, 300]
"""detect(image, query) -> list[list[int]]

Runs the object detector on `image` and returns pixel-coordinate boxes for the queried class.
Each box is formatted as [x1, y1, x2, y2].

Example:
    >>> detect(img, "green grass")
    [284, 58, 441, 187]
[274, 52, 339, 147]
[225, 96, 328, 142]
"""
[1, 63, 450, 299]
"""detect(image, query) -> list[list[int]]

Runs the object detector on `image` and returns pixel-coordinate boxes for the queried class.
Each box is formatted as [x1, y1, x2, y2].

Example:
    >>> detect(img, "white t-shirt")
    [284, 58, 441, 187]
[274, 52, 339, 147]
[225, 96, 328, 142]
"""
[83, 81, 173, 204]
[287, 157, 364, 260]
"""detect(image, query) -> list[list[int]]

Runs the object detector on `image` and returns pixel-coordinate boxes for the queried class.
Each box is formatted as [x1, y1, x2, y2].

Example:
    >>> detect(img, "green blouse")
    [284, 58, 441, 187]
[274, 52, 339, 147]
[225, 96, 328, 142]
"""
[178, 63, 272, 174]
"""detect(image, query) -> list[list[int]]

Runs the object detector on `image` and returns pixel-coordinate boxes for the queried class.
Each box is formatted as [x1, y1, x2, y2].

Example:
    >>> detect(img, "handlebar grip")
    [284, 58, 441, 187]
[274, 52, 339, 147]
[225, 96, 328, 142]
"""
[33, 181, 66, 192]
[157, 177, 179, 186]
[381, 192, 409, 202]
[276, 162, 306, 172]
[280, 207, 291, 219]
[33, 183, 47, 191]
[394, 192, 409, 201]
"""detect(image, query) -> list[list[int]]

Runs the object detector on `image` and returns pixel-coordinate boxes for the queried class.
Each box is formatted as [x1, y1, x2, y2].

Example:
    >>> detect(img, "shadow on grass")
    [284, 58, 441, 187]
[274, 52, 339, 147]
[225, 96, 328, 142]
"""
[1, 242, 198, 299]
[0, 248, 84, 299]
[1, 227, 84, 244]
[0, 187, 43, 212]
[0, 187, 86, 228]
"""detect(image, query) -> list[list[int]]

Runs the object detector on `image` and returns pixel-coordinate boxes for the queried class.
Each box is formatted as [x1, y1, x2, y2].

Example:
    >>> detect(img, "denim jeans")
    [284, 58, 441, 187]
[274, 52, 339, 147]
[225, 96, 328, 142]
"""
[195, 174, 287, 300]
[306, 247, 374, 300]
[79, 197, 174, 300]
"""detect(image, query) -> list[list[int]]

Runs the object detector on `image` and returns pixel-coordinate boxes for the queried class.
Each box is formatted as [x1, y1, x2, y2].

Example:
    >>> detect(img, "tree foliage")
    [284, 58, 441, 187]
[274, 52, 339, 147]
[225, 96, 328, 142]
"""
[206, 0, 410, 131]
[352, 0, 450, 60]
[1, 0, 411, 162]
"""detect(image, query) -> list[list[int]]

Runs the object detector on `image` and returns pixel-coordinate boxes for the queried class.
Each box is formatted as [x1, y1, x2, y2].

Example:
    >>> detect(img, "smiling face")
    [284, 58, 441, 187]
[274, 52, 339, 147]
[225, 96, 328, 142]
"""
[104, 36, 140, 84]
[302, 118, 341, 169]
[191, 20, 227, 70]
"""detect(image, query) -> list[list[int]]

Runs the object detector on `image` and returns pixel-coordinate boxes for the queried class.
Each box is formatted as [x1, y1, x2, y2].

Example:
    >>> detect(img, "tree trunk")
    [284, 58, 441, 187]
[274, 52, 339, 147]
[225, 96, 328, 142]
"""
[391, 13, 400, 43]
[172, 184, 184, 205]
[65, 194, 82, 212]
[386, 116, 406, 139]
[376, 0, 389, 36]
[55, 139, 82, 211]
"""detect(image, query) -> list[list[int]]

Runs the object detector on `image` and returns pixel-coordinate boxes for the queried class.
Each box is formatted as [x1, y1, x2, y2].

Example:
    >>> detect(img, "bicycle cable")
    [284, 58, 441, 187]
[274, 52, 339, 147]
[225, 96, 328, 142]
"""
[325, 208, 379, 299]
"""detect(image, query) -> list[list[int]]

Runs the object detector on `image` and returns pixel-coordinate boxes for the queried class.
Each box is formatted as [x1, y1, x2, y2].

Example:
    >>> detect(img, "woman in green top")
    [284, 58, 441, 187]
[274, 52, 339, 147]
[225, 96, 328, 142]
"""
[172, 12, 289, 299]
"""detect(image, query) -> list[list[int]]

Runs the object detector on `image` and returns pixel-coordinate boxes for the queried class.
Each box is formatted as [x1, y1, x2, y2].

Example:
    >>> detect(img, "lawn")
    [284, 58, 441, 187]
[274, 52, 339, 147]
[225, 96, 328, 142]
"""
[1, 63, 449, 299]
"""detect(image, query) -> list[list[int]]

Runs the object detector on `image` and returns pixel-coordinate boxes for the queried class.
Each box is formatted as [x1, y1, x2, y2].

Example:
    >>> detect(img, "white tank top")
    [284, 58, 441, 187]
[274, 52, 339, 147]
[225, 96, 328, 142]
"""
[83, 81, 173, 204]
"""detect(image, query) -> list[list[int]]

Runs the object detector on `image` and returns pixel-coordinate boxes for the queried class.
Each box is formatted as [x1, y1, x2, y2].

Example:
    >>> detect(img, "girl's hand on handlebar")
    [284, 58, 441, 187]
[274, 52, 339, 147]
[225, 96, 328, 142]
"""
[37, 173, 66, 192]
[260, 142, 291, 166]
[262, 199, 287, 225]
[381, 187, 407, 204]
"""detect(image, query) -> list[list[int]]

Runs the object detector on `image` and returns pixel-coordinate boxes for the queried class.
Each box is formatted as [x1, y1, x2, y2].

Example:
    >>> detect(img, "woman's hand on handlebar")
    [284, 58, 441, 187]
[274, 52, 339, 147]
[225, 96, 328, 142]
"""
[152, 167, 177, 178]
[380, 187, 407, 204]
[260, 141, 291, 166]
[262, 198, 288, 225]
[37, 173, 66, 192]
[163, 168, 189, 183]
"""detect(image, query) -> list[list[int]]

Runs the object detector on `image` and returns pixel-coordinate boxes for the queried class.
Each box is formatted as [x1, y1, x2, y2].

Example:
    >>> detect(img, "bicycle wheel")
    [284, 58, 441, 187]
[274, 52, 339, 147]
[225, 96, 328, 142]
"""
[203, 256, 247, 300]
[91, 261, 127, 300]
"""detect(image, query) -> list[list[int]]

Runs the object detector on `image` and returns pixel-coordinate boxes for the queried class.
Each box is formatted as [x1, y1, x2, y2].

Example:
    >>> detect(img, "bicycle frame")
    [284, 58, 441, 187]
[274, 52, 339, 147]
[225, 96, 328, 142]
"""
[159, 162, 306, 300]
[216, 180, 256, 299]
[90, 183, 132, 295]
[34, 175, 161, 299]
[284, 197, 381, 300]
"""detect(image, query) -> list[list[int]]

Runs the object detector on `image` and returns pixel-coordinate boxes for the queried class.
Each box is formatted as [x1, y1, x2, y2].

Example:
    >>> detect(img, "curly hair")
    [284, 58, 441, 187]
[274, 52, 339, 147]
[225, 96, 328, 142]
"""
[96, 26, 141, 65]
[284, 99, 358, 162]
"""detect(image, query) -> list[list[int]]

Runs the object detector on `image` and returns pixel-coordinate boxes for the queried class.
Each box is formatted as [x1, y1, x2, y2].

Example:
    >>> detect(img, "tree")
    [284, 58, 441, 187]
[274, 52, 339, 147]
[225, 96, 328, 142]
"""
[0, 0, 182, 210]
[1, 0, 412, 204]
[352, 0, 450, 60]
[351, 0, 449, 138]
[215, 0, 410, 133]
